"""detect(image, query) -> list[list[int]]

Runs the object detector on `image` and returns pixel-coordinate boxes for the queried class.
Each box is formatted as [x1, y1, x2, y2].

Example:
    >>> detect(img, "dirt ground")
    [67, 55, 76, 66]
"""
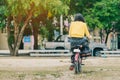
[0, 56, 120, 80]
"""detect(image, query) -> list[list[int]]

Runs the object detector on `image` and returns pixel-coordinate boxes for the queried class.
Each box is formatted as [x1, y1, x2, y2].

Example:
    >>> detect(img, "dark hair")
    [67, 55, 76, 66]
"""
[74, 13, 85, 22]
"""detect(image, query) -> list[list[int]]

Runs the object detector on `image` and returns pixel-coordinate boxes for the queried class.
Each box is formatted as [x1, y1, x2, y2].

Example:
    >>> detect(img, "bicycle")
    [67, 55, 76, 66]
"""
[70, 45, 91, 74]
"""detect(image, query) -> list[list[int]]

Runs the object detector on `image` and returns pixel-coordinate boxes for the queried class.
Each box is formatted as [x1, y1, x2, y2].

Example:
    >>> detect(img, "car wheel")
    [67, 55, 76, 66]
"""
[54, 47, 65, 53]
[93, 49, 103, 57]
[55, 47, 65, 50]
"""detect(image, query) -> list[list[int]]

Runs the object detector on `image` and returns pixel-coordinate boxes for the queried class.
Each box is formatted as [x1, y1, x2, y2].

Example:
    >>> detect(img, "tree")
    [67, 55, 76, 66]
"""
[68, 0, 101, 14]
[4, 0, 69, 56]
[68, 0, 120, 44]
[0, 0, 6, 29]
[68, 0, 103, 31]
[90, 0, 120, 44]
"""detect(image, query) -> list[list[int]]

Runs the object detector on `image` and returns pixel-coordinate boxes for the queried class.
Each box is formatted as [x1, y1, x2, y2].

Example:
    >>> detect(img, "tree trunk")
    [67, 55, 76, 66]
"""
[13, 17, 20, 56]
[31, 11, 48, 49]
[6, 17, 14, 55]
[13, 11, 33, 56]
[33, 25, 38, 49]
[6, 3, 34, 56]
[105, 32, 110, 44]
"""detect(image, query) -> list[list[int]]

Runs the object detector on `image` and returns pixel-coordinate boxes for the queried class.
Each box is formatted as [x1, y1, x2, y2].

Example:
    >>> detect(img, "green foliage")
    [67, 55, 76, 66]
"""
[0, 6, 6, 29]
[6, 0, 39, 16]
[68, 0, 120, 31]
[85, 13, 103, 30]
[5, 0, 70, 17]
[3, 0, 70, 51]
[115, 21, 120, 31]
[85, 0, 120, 43]
[92, 0, 120, 31]
[45, 0, 70, 15]
[79, 0, 120, 32]
[40, 26, 49, 39]
[69, 0, 101, 14]
[68, 0, 120, 44]
[40, 20, 56, 41]
[45, 20, 55, 41]
[8, 34, 14, 45]
[68, 0, 102, 29]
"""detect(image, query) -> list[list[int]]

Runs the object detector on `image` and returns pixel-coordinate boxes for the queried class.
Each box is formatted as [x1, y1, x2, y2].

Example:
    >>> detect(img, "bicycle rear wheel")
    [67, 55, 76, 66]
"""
[78, 58, 82, 73]
[74, 61, 79, 74]
[74, 53, 81, 74]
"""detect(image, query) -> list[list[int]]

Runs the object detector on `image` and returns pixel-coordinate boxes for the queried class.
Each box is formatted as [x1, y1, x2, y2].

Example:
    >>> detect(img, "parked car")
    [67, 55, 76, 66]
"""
[89, 36, 107, 56]
[44, 35, 107, 56]
[44, 35, 70, 50]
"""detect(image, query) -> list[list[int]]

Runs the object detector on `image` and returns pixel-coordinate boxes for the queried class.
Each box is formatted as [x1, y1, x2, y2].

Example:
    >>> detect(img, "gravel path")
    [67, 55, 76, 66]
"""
[0, 57, 120, 80]
[0, 57, 71, 70]
[0, 57, 119, 70]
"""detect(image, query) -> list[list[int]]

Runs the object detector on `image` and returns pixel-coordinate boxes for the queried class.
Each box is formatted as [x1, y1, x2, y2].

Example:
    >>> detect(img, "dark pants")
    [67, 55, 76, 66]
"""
[69, 37, 89, 50]
[68, 37, 90, 63]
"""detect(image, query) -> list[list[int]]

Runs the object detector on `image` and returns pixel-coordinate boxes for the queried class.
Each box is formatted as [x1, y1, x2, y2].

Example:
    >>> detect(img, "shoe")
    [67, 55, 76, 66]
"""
[69, 64, 74, 71]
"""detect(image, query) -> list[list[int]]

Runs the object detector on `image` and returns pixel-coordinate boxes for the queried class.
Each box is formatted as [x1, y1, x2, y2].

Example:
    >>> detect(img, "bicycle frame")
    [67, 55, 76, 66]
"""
[75, 52, 79, 61]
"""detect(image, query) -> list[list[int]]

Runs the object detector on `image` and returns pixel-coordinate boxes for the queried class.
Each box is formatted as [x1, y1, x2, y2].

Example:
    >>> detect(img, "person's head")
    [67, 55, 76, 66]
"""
[74, 13, 85, 22]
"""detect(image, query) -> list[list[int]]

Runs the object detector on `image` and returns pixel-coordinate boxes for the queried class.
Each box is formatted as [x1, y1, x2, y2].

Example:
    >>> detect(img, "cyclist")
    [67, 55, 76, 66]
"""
[68, 13, 92, 69]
